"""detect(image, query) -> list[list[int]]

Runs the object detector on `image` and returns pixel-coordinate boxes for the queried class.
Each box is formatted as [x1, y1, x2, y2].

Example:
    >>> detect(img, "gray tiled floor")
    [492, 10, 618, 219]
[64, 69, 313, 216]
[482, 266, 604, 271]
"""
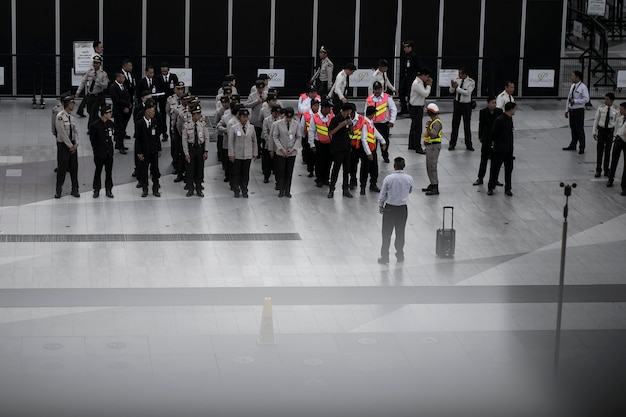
[0, 97, 625, 416]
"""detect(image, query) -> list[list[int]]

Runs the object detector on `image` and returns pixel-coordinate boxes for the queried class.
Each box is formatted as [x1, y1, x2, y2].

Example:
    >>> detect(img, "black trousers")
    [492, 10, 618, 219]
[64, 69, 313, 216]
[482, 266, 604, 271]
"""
[221, 148, 232, 180]
[609, 138, 626, 191]
[567, 108, 585, 151]
[477, 141, 491, 180]
[359, 148, 379, 187]
[399, 77, 413, 112]
[56, 144, 79, 194]
[330, 149, 351, 190]
[217, 135, 223, 161]
[332, 96, 344, 117]
[86, 94, 105, 129]
[231, 159, 252, 193]
[171, 130, 184, 174]
[314, 141, 332, 185]
[489, 152, 513, 191]
[185, 145, 205, 190]
[318, 80, 329, 98]
[376, 122, 391, 162]
[596, 127, 613, 174]
[121, 108, 132, 137]
[158, 98, 168, 137]
[113, 114, 125, 149]
[349, 146, 360, 186]
[138, 153, 160, 190]
[408, 105, 424, 151]
[381, 204, 408, 260]
[302, 137, 315, 174]
[93, 155, 113, 192]
[275, 155, 296, 194]
[261, 148, 274, 180]
[450, 101, 473, 148]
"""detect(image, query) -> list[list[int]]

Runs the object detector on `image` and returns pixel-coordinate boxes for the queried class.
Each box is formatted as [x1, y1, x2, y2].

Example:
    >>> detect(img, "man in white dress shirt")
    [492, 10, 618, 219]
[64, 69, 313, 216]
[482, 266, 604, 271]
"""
[329, 63, 357, 116]
[563, 70, 590, 154]
[496, 81, 515, 110]
[408, 67, 432, 154]
[592, 93, 617, 177]
[448, 68, 475, 151]
[369, 59, 396, 95]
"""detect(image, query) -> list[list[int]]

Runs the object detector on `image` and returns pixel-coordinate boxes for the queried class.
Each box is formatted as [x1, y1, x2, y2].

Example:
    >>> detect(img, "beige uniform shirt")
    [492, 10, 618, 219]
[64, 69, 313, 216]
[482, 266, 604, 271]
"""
[55, 110, 79, 148]
[182, 119, 210, 157]
[228, 121, 258, 159]
[272, 118, 301, 157]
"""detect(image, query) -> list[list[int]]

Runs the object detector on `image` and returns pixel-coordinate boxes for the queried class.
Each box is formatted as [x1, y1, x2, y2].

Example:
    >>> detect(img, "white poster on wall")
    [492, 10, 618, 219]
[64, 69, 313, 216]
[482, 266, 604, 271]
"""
[573, 21, 583, 39]
[73, 41, 95, 75]
[257, 69, 285, 88]
[528, 69, 555, 88]
[170, 68, 193, 87]
[616, 70, 626, 88]
[438, 69, 458, 90]
[349, 69, 374, 87]
[587, 0, 606, 16]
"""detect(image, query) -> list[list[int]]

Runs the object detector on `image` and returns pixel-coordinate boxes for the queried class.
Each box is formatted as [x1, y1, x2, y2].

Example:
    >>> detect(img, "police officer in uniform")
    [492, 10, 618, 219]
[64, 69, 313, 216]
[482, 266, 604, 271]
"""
[173, 93, 193, 182]
[399, 41, 421, 115]
[182, 104, 209, 197]
[261, 104, 282, 184]
[75, 56, 109, 129]
[54, 95, 80, 198]
[228, 108, 258, 198]
[51, 92, 71, 173]
[89, 105, 115, 198]
[167, 82, 185, 167]
[310, 46, 334, 97]
[135, 102, 162, 197]
[272, 107, 300, 198]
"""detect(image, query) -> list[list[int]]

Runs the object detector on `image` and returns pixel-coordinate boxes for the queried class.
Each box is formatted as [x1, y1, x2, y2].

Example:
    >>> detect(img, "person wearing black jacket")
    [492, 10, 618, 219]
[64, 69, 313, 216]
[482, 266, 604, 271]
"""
[156, 62, 179, 141]
[89, 105, 115, 198]
[327, 103, 355, 198]
[398, 41, 422, 115]
[121, 59, 136, 138]
[135, 103, 162, 197]
[109, 72, 132, 154]
[473, 97, 503, 186]
[487, 102, 517, 196]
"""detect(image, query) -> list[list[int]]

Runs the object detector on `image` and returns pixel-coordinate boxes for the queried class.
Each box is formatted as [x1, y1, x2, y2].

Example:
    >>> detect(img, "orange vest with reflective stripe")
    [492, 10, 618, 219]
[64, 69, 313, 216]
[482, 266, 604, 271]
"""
[366, 94, 389, 123]
[304, 111, 313, 132]
[350, 115, 365, 148]
[363, 120, 377, 151]
[298, 93, 322, 117]
[423, 117, 443, 143]
[313, 113, 333, 144]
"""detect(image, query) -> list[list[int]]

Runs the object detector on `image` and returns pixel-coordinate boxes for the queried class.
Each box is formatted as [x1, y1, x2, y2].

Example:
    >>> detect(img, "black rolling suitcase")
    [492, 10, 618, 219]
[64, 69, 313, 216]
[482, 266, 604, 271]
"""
[436, 206, 455, 257]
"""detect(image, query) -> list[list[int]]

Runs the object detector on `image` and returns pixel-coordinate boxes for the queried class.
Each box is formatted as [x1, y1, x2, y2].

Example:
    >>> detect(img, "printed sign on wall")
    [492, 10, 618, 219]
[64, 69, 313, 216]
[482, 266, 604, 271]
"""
[170, 68, 193, 87]
[438, 69, 459, 90]
[528, 70, 555, 88]
[73, 41, 95, 75]
[349, 69, 374, 88]
[257, 69, 285, 88]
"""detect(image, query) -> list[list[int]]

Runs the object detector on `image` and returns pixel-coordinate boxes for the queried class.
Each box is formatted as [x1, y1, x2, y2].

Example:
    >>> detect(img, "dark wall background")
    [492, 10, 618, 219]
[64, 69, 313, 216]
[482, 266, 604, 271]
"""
[5, 0, 564, 97]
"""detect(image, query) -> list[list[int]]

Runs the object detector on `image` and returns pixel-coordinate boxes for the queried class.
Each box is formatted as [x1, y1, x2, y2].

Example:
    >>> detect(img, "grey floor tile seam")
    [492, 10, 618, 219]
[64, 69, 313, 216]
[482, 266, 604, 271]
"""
[1, 285, 626, 307]
[0, 233, 302, 242]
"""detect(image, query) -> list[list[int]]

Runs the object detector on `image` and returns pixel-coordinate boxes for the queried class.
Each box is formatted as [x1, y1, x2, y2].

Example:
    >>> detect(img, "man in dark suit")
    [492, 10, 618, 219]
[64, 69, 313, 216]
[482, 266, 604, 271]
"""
[135, 102, 162, 197]
[136, 65, 157, 101]
[488, 102, 517, 196]
[88, 105, 115, 198]
[473, 97, 503, 186]
[109, 72, 132, 154]
[156, 62, 179, 141]
[121, 59, 136, 139]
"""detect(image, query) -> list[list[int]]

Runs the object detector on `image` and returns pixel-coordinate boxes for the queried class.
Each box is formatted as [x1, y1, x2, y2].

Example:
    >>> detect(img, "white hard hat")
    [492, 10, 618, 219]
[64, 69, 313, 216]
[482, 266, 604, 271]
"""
[426, 103, 439, 114]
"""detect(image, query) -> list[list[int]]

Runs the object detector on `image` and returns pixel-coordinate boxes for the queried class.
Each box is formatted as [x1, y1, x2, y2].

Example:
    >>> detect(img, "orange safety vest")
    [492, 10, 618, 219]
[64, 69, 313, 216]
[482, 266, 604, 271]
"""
[363, 120, 377, 151]
[423, 118, 443, 143]
[366, 94, 389, 123]
[298, 93, 322, 117]
[313, 113, 333, 144]
[350, 115, 365, 148]
[303, 111, 313, 132]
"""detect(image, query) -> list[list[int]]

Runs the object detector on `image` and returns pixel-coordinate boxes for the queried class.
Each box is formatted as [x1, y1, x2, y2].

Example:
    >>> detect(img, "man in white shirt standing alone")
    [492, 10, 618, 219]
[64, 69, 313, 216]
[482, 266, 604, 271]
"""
[496, 81, 515, 110]
[563, 70, 589, 154]
[448, 68, 475, 151]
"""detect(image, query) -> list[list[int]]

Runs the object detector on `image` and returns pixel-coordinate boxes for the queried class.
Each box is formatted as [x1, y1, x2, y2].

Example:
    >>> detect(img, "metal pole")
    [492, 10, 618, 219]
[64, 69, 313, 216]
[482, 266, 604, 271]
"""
[553, 182, 576, 378]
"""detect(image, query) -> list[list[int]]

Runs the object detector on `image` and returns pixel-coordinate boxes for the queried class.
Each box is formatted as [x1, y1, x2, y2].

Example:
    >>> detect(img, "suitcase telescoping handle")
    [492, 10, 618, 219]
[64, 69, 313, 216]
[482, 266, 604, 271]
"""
[442, 206, 454, 230]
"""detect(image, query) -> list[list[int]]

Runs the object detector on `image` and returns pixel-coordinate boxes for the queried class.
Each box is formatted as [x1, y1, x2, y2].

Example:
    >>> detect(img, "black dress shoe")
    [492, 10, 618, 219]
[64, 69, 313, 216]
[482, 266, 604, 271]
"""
[174, 176, 184, 183]
[263, 178, 269, 183]
[123, 146, 129, 151]
[342, 190, 353, 198]
[448, 146, 455, 151]
[473, 179, 483, 186]
[106, 191, 114, 198]
[487, 189, 494, 196]
[594, 172, 601, 178]
[369, 185, 380, 192]
[153, 191, 161, 197]
[467, 147, 475, 151]
[316, 182, 323, 188]
[285, 193, 292, 198]
[505, 190, 513, 196]
[621, 191, 626, 196]
[93, 190, 100, 198]
[278, 191, 284, 197]
[71, 191, 80, 198]
[495, 180, 503, 187]
[54, 193, 61, 199]
[136, 182, 142, 188]
[421, 185, 431, 192]
[307, 172, 314, 178]
[607, 179, 614, 187]
[327, 190, 334, 198]
[274, 184, 279, 190]
[562, 147, 576, 151]
[416, 149, 425, 154]
[197, 190, 204, 197]
[141, 190, 148, 197]
[242, 191, 248, 198]
[360, 188, 366, 196]
[224, 177, 230, 182]
[186, 189, 194, 197]
[383, 158, 390, 163]
[578, 149, 585, 154]
[124, 135, 130, 139]
[396, 255, 405, 262]
[377, 257, 389, 265]
[54, 167, 58, 172]
[119, 149, 127, 154]
[132, 170, 136, 177]
[234, 192, 240, 198]
[161, 137, 168, 142]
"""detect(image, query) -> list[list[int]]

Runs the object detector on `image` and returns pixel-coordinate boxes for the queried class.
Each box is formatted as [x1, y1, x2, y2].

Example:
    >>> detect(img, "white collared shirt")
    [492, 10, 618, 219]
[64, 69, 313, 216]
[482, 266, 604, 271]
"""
[565, 82, 589, 111]
[409, 77, 431, 106]
[593, 104, 618, 134]
[496, 90, 514, 109]
[449, 77, 475, 103]
[360, 116, 386, 156]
